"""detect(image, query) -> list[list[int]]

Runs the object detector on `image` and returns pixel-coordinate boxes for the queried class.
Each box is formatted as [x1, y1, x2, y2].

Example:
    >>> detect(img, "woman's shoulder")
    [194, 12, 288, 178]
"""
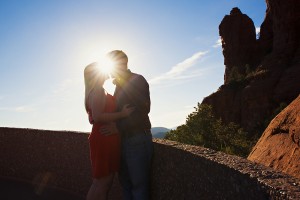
[88, 88, 107, 113]
[89, 88, 106, 103]
[91, 87, 105, 96]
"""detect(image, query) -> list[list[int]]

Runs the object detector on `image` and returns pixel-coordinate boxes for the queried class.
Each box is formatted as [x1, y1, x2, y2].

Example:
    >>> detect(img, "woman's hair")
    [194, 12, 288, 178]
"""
[84, 62, 101, 113]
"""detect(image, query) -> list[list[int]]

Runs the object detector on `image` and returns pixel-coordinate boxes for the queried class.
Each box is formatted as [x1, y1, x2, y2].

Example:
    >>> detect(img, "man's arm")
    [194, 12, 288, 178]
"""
[129, 75, 150, 114]
[90, 88, 134, 123]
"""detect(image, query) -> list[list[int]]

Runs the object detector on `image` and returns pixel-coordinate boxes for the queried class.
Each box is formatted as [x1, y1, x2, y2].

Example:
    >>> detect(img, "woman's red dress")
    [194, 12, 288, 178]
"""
[88, 94, 121, 178]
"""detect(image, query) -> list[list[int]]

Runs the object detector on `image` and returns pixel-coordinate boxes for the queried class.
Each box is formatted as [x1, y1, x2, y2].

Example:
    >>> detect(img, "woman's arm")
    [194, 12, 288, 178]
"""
[89, 88, 134, 123]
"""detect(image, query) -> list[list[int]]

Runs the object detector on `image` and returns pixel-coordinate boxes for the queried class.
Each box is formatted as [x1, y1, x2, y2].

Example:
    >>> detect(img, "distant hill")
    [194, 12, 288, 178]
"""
[151, 127, 170, 139]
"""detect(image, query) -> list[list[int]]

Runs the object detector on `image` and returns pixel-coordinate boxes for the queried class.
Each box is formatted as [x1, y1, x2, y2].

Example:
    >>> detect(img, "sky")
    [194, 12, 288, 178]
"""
[0, 0, 266, 132]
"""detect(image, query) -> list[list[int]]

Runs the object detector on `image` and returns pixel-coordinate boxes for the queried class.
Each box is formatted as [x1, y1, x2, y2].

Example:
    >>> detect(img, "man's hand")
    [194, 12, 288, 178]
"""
[99, 123, 119, 136]
[121, 104, 135, 117]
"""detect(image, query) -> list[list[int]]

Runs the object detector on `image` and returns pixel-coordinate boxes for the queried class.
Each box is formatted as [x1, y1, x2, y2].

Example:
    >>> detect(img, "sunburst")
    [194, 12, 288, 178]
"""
[98, 55, 115, 76]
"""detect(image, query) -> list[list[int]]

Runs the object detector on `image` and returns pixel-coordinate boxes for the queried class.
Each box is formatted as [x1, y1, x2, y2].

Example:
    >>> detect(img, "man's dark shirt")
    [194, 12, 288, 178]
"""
[114, 72, 151, 132]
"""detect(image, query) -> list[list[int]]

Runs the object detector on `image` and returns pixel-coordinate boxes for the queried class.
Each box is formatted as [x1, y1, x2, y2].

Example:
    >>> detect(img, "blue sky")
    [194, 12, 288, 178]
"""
[0, 0, 266, 131]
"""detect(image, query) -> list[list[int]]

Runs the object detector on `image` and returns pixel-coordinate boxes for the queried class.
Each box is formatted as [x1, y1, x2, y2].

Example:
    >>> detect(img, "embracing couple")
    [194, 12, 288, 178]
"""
[84, 50, 153, 200]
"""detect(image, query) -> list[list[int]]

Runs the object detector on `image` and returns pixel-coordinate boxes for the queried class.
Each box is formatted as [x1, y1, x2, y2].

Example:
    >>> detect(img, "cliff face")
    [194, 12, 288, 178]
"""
[248, 95, 300, 179]
[202, 0, 300, 135]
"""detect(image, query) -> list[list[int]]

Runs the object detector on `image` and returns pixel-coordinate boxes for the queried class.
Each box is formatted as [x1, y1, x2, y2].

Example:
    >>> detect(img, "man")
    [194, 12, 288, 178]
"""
[108, 50, 153, 200]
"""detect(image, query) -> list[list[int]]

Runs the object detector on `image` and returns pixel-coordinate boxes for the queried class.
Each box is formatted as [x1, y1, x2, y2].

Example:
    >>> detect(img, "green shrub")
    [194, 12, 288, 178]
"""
[165, 103, 251, 157]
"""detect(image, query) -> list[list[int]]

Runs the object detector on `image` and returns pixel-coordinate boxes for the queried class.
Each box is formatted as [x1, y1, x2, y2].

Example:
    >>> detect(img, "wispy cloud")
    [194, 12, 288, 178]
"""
[256, 27, 260, 35]
[256, 27, 260, 39]
[50, 78, 82, 102]
[213, 38, 222, 48]
[15, 106, 35, 112]
[149, 51, 208, 86]
[0, 105, 35, 112]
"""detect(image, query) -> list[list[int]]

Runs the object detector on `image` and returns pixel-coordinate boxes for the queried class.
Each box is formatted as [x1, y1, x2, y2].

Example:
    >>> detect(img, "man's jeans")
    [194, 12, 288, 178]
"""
[119, 131, 153, 200]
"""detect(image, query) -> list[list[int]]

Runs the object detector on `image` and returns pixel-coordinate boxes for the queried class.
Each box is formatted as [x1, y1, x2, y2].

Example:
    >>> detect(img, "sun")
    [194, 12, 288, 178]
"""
[97, 54, 115, 76]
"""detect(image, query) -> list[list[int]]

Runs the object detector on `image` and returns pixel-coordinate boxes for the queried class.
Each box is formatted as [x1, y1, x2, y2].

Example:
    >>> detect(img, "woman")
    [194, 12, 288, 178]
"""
[84, 62, 134, 200]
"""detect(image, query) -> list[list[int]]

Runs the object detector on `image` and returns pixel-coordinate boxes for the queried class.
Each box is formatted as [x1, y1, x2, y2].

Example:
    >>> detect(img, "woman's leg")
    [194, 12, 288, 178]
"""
[86, 174, 115, 200]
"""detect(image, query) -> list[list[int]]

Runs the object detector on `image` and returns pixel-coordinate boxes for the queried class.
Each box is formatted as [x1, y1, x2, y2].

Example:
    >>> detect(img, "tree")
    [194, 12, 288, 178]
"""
[165, 103, 251, 157]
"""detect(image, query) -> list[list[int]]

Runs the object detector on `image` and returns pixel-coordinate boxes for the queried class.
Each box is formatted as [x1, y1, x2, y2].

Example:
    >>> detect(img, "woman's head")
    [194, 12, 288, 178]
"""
[84, 62, 108, 112]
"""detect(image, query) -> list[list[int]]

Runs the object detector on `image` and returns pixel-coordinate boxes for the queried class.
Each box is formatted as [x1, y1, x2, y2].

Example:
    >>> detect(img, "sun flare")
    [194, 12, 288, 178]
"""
[98, 55, 115, 76]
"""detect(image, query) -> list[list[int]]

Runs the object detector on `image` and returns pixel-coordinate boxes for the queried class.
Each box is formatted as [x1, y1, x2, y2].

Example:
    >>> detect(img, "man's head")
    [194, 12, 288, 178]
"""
[107, 50, 128, 78]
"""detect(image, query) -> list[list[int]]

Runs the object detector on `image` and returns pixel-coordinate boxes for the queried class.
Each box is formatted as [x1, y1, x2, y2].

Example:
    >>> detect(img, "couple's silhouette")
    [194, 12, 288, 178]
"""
[84, 50, 153, 200]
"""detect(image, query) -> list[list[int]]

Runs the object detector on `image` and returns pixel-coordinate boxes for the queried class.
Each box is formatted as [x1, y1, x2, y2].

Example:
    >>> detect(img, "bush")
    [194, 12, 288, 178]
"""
[165, 103, 251, 157]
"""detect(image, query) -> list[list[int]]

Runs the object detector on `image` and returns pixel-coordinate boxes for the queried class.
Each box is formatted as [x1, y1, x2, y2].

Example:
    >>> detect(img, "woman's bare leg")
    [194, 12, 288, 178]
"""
[86, 174, 115, 200]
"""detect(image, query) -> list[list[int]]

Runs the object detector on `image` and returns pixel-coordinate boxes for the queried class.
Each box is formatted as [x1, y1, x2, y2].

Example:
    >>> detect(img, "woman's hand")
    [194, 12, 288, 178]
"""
[121, 104, 135, 117]
[99, 123, 119, 136]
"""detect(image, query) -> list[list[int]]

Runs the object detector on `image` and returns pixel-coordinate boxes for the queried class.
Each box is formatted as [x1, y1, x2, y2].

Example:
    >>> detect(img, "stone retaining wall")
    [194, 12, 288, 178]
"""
[0, 127, 299, 199]
[0, 127, 91, 198]
[151, 140, 300, 200]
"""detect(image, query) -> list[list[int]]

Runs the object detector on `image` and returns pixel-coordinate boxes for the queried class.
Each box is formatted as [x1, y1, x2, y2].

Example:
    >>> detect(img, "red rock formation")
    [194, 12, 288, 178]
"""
[248, 95, 300, 179]
[266, 0, 300, 58]
[202, 0, 300, 136]
[219, 7, 258, 84]
[257, 5, 273, 59]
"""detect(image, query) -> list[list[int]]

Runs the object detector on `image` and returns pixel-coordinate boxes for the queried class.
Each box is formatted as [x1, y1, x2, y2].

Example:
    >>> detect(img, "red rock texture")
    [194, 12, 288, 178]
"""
[248, 95, 300, 179]
[202, 0, 300, 135]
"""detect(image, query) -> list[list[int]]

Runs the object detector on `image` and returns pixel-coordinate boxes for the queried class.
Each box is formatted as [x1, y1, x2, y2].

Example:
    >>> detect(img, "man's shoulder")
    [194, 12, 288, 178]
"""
[131, 72, 142, 78]
[130, 73, 148, 83]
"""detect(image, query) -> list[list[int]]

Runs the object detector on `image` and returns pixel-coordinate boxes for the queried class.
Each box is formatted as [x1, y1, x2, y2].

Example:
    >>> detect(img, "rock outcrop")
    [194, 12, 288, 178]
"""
[248, 95, 300, 179]
[219, 7, 258, 84]
[202, 0, 300, 136]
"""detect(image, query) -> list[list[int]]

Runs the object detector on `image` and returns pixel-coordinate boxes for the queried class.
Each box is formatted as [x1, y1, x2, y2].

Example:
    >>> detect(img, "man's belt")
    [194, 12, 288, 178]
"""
[122, 129, 152, 138]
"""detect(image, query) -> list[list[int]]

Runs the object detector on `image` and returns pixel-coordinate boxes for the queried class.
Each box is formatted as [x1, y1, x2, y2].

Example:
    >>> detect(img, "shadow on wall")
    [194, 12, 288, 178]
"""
[0, 127, 299, 200]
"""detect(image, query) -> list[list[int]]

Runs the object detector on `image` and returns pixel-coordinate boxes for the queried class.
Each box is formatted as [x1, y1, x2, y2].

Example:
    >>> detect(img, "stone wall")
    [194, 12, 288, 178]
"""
[151, 140, 300, 200]
[0, 127, 92, 199]
[0, 127, 299, 199]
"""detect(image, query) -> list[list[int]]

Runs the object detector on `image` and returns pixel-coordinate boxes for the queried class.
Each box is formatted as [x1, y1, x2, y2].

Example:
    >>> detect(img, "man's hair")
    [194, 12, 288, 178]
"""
[107, 50, 128, 70]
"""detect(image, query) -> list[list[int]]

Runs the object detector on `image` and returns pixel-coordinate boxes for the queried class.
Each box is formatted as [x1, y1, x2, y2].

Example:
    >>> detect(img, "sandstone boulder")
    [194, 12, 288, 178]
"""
[248, 95, 300, 179]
